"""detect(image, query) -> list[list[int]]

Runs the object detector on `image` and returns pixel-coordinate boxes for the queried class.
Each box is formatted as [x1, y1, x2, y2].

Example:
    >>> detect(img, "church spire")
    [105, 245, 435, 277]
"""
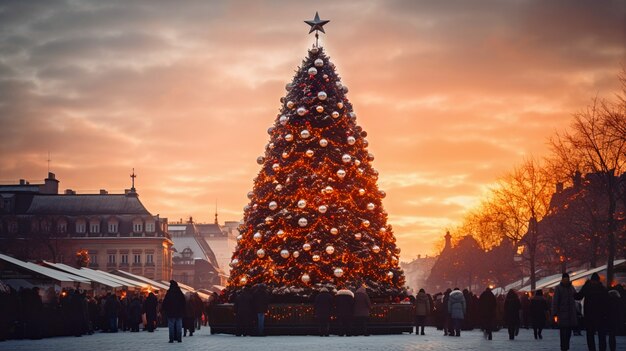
[214, 200, 219, 225]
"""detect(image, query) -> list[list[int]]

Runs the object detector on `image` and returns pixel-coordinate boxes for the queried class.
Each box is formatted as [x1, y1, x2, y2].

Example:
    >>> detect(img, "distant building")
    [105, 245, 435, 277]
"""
[400, 254, 437, 293]
[168, 219, 225, 289]
[0, 172, 173, 281]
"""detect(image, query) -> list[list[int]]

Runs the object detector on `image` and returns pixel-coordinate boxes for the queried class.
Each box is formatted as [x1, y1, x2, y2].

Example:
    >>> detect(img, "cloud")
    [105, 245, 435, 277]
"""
[0, 0, 623, 259]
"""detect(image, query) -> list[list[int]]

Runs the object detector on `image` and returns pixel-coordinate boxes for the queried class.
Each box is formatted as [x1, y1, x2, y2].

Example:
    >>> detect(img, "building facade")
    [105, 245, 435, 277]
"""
[0, 172, 173, 281]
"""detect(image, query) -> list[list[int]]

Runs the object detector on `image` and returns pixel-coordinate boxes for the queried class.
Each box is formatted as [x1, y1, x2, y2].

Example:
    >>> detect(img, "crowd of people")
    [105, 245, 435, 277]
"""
[2, 275, 625, 351]
[0, 281, 218, 342]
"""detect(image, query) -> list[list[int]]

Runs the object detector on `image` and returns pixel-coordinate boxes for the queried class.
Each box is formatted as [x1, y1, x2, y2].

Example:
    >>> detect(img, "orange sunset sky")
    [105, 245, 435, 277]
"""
[0, 1, 623, 260]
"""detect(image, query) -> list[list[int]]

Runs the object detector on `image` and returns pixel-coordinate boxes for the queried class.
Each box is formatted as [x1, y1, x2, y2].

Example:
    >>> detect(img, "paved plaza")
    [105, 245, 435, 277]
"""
[0, 327, 623, 351]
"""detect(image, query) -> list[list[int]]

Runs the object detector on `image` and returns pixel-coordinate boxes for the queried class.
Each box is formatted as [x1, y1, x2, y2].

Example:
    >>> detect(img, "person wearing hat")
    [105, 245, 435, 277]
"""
[161, 280, 186, 343]
[575, 272, 609, 351]
[553, 273, 578, 351]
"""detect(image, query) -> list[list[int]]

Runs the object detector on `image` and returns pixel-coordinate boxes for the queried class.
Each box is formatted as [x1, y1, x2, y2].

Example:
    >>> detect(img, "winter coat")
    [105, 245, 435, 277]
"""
[143, 293, 158, 319]
[314, 291, 333, 320]
[607, 290, 622, 332]
[353, 287, 372, 318]
[233, 289, 254, 321]
[415, 292, 430, 317]
[530, 296, 549, 328]
[478, 289, 497, 329]
[504, 292, 521, 326]
[575, 279, 608, 328]
[447, 290, 466, 320]
[552, 281, 578, 328]
[104, 294, 120, 318]
[129, 298, 142, 324]
[253, 285, 270, 314]
[334, 289, 354, 318]
[162, 284, 186, 318]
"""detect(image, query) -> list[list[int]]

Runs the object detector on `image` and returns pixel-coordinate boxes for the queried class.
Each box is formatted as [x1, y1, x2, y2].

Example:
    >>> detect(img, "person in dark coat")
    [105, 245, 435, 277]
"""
[143, 292, 158, 332]
[252, 284, 270, 336]
[478, 287, 497, 340]
[353, 285, 371, 336]
[530, 289, 549, 339]
[442, 288, 452, 335]
[183, 292, 196, 337]
[553, 273, 578, 351]
[415, 289, 430, 335]
[334, 287, 354, 336]
[504, 289, 521, 340]
[161, 280, 186, 343]
[607, 289, 621, 351]
[129, 295, 142, 332]
[575, 273, 609, 351]
[104, 293, 120, 333]
[234, 287, 254, 336]
[314, 288, 333, 336]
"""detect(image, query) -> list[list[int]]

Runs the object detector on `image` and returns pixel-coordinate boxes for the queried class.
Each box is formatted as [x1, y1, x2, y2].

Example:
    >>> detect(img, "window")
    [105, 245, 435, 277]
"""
[121, 254, 129, 264]
[89, 220, 100, 234]
[133, 222, 143, 232]
[108, 254, 116, 264]
[108, 222, 118, 233]
[133, 254, 141, 264]
[89, 254, 97, 265]
[146, 254, 154, 264]
[145, 222, 155, 232]
[57, 221, 67, 233]
[76, 220, 86, 233]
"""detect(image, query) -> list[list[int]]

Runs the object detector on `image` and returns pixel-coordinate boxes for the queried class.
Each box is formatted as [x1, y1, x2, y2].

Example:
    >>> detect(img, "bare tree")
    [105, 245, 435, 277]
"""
[550, 92, 626, 285]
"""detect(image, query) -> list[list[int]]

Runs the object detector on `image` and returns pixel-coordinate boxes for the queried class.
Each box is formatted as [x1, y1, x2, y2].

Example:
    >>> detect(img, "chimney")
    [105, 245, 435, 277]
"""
[41, 172, 59, 194]
[573, 171, 582, 189]
[64, 189, 76, 195]
[19, 179, 26, 185]
[556, 182, 564, 193]
[99, 189, 108, 195]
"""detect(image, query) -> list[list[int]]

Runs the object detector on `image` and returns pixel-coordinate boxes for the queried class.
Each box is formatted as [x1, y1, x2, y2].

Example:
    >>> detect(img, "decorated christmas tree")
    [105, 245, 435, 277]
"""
[227, 13, 405, 298]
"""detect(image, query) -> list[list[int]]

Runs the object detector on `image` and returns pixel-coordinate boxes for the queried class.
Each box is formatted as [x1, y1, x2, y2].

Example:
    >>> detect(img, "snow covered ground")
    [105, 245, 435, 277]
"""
[0, 327, 623, 351]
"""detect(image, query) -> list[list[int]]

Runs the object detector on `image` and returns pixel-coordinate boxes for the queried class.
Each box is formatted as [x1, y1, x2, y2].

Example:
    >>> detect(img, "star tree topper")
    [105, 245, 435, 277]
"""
[304, 11, 329, 46]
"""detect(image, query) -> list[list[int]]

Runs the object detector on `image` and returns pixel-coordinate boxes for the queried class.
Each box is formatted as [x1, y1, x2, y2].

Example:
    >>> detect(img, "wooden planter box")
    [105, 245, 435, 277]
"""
[208, 303, 415, 335]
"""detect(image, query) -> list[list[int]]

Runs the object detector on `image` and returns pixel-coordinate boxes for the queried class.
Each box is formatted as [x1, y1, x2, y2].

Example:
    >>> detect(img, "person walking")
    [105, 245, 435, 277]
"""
[353, 285, 372, 336]
[314, 288, 333, 336]
[442, 288, 452, 335]
[447, 288, 466, 337]
[478, 287, 497, 340]
[161, 280, 186, 343]
[234, 287, 254, 336]
[415, 289, 430, 335]
[252, 284, 270, 336]
[553, 273, 578, 351]
[530, 289, 549, 339]
[183, 292, 196, 337]
[575, 273, 608, 351]
[143, 292, 158, 332]
[504, 289, 521, 340]
[334, 287, 354, 336]
[606, 289, 621, 351]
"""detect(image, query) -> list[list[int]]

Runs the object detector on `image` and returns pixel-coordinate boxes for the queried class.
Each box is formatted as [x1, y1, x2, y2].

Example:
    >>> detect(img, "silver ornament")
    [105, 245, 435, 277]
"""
[287, 101, 294, 109]
[318, 205, 327, 213]
[324, 186, 333, 194]
[349, 112, 356, 119]
[367, 203, 375, 211]
[257, 156, 265, 165]
[380, 227, 387, 233]
[354, 233, 362, 240]
[336, 169, 346, 179]
[280, 249, 290, 258]
[230, 258, 239, 267]
[285, 134, 294, 141]
[319, 139, 328, 147]
[247, 191, 254, 199]
[301, 273, 311, 283]
[355, 160, 361, 166]
[305, 149, 314, 157]
[272, 163, 280, 171]
[387, 271, 394, 279]
[269, 201, 278, 210]
[347, 136, 356, 145]
[267, 126, 274, 134]
[317, 91, 327, 100]
[368, 153, 375, 161]
[316, 105, 324, 113]
[276, 229, 285, 238]
[298, 217, 308, 227]
[297, 107, 307, 116]
[314, 58, 324, 67]
[342, 154, 351, 163]
[334, 268, 344, 277]
[265, 216, 273, 225]
[256, 249, 265, 258]
[282, 152, 289, 159]
[325, 246, 335, 255]
[240, 276, 248, 284]
[253, 232, 262, 242]
[308, 67, 318, 75]
[275, 184, 283, 191]
[236, 234, 243, 241]
[337, 102, 344, 109]
[372, 245, 381, 253]
[303, 243, 311, 251]
[310, 47, 319, 54]
[285, 83, 293, 91]
[379, 190, 386, 198]
[292, 251, 300, 258]
[312, 254, 320, 262]
[300, 129, 311, 139]
[332, 111, 340, 118]
[279, 115, 288, 125]
[297, 199, 307, 208]
[362, 219, 370, 228]
[330, 227, 338, 235]
[342, 85, 349, 93]
[269, 142, 275, 149]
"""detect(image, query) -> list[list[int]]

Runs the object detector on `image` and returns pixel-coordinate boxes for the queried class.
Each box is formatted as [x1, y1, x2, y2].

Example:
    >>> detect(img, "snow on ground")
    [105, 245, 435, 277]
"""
[0, 327, 623, 351]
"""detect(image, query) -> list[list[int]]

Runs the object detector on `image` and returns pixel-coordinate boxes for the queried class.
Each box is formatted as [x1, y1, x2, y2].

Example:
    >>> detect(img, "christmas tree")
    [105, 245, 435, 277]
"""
[227, 13, 405, 298]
